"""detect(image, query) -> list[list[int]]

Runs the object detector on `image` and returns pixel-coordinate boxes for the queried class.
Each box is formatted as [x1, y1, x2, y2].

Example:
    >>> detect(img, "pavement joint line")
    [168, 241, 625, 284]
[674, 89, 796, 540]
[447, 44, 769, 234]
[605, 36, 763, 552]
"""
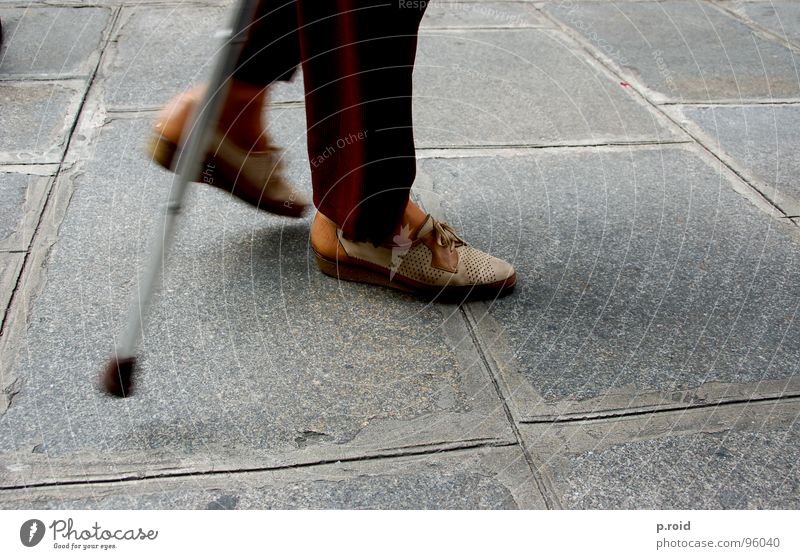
[533, 3, 800, 228]
[0, 6, 122, 338]
[661, 99, 800, 106]
[711, 0, 800, 55]
[521, 392, 800, 425]
[420, 26, 551, 36]
[265, 100, 306, 109]
[0, 74, 89, 82]
[416, 139, 692, 151]
[1, 1, 227, 7]
[458, 304, 562, 510]
[415, 141, 695, 159]
[104, 99, 307, 115]
[0, 77, 87, 87]
[0, 439, 517, 493]
[422, 25, 548, 31]
[0, 160, 63, 167]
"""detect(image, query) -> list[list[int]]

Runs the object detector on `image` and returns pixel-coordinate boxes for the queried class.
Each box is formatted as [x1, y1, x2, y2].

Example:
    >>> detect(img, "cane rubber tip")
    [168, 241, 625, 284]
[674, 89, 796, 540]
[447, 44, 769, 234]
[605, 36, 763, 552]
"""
[102, 356, 136, 397]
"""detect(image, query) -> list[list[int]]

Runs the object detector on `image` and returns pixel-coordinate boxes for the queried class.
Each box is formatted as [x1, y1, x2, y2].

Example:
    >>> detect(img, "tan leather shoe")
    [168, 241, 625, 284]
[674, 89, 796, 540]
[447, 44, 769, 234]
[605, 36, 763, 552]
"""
[147, 91, 310, 218]
[310, 211, 516, 299]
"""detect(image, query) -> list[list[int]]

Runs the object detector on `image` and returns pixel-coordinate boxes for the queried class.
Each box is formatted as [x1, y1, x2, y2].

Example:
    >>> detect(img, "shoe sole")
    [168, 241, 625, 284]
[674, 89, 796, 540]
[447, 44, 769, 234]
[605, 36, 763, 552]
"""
[146, 134, 307, 218]
[313, 250, 516, 301]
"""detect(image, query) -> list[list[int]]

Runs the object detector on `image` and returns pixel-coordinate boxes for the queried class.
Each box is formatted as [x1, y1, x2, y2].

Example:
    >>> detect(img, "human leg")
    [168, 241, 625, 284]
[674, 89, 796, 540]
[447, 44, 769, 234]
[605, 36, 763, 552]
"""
[148, 0, 309, 216]
[302, 1, 516, 297]
[295, 0, 428, 244]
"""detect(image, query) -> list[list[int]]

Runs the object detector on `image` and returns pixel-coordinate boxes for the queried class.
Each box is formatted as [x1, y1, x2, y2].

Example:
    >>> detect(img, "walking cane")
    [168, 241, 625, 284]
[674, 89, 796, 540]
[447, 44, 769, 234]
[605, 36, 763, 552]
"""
[101, 0, 259, 397]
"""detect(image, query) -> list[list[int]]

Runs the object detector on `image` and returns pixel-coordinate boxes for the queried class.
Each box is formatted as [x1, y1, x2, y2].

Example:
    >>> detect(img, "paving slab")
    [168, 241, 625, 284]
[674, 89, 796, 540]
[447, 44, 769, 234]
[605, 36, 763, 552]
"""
[0, 114, 515, 488]
[0, 171, 50, 252]
[727, 0, 800, 48]
[417, 145, 800, 421]
[543, 0, 800, 102]
[0, 445, 544, 509]
[0, 6, 111, 77]
[521, 399, 800, 509]
[679, 104, 800, 218]
[101, 6, 678, 147]
[0, 80, 85, 164]
[199, 36, 681, 153]
[99, 5, 304, 109]
[413, 29, 680, 147]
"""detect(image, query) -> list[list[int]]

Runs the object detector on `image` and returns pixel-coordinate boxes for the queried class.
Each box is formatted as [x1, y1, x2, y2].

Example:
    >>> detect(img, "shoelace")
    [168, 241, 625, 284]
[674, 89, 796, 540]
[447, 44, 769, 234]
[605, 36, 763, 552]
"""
[433, 219, 467, 252]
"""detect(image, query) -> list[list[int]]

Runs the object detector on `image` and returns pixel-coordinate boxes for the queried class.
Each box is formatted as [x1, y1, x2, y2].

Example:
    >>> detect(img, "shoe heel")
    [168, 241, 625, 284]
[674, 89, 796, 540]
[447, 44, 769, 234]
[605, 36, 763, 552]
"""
[314, 252, 395, 288]
[146, 135, 214, 184]
[146, 135, 178, 171]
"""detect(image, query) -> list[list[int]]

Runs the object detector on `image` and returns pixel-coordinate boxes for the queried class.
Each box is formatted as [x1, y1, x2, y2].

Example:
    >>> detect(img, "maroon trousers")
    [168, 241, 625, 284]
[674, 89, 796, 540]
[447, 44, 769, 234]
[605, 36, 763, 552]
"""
[233, 0, 428, 244]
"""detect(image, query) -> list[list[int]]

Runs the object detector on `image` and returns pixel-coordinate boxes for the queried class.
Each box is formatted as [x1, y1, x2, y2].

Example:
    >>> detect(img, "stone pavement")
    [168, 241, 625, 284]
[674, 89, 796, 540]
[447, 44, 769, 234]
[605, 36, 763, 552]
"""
[0, 0, 798, 509]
